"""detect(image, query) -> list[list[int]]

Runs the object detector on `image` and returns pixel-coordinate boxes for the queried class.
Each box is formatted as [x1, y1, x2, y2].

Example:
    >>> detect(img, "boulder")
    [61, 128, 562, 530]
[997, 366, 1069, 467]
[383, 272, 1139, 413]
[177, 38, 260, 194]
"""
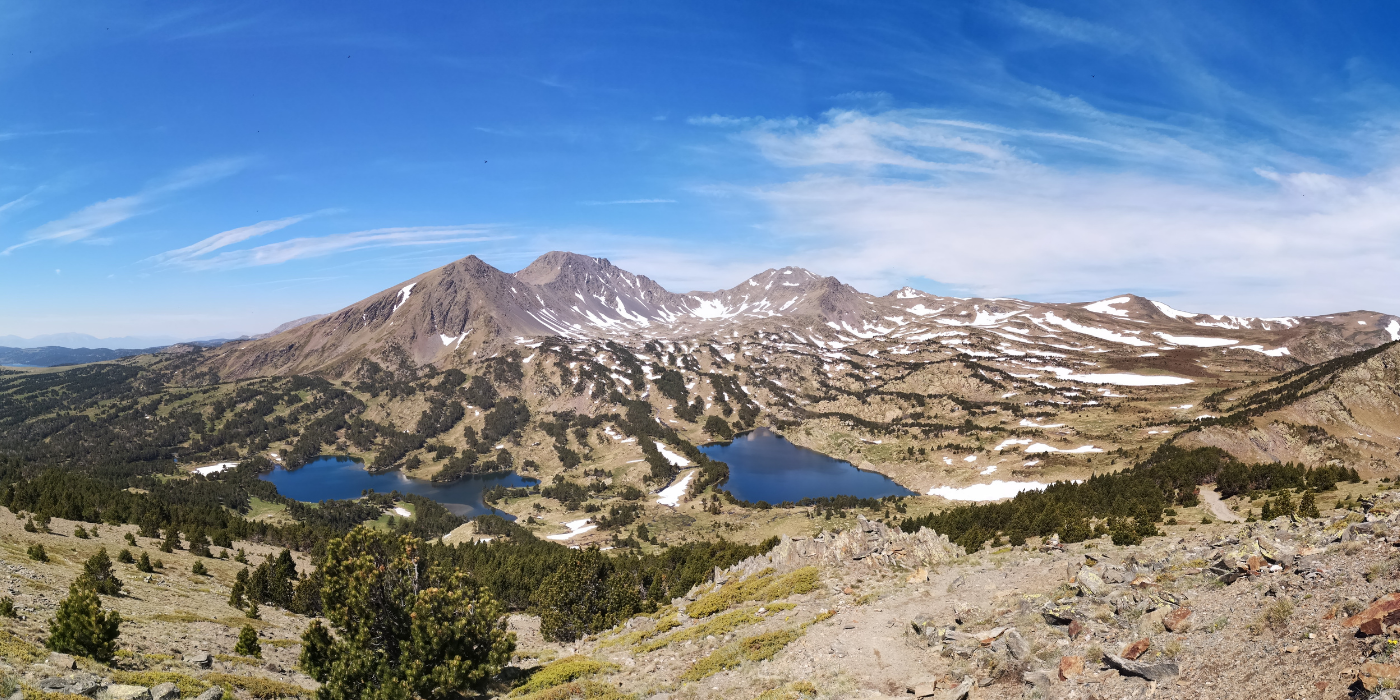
[103, 685, 152, 700]
[940, 677, 973, 700]
[1076, 567, 1107, 596]
[910, 681, 936, 698]
[1164, 606, 1193, 632]
[1361, 661, 1400, 692]
[1121, 638, 1150, 660]
[1067, 619, 1084, 639]
[193, 688, 224, 700]
[46, 652, 76, 670]
[184, 651, 212, 669]
[1103, 653, 1179, 681]
[1344, 592, 1400, 636]
[1058, 655, 1084, 680]
[1022, 670, 1054, 689]
[1004, 629, 1031, 661]
[150, 682, 180, 700]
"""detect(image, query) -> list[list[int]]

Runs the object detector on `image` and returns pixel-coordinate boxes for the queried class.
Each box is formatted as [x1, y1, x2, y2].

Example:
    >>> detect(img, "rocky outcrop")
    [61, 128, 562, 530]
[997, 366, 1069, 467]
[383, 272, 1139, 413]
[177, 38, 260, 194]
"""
[723, 515, 963, 579]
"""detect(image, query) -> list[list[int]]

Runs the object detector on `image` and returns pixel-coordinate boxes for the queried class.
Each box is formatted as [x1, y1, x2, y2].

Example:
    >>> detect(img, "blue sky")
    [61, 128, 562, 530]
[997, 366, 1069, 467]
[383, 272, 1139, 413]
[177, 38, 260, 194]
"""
[4, 1, 1400, 339]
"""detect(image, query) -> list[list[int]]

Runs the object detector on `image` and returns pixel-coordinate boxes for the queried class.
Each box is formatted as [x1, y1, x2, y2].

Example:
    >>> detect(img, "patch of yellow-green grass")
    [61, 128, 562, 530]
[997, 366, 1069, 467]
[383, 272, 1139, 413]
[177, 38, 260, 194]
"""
[0, 628, 46, 664]
[510, 656, 617, 696]
[246, 497, 288, 522]
[755, 681, 819, 700]
[599, 614, 681, 649]
[512, 679, 635, 700]
[368, 501, 416, 531]
[636, 608, 765, 653]
[205, 672, 312, 699]
[684, 567, 819, 619]
[110, 671, 212, 698]
[215, 653, 263, 667]
[150, 611, 217, 624]
[681, 629, 802, 681]
[265, 639, 301, 648]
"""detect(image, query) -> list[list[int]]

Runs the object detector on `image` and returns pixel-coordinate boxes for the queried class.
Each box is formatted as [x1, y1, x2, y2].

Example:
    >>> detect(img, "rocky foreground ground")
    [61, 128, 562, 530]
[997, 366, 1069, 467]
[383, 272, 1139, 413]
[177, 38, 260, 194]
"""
[9, 487, 1400, 699]
[525, 488, 1400, 700]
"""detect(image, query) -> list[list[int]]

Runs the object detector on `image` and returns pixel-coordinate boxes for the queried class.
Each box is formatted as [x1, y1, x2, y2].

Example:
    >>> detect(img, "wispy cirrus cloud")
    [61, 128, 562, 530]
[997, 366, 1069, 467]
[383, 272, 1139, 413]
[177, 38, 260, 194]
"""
[708, 106, 1400, 316]
[580, 199, 677, 205]
[2, 158, 248, 255]
[159, 224, 507, 271]
[149, 209, 340, 266]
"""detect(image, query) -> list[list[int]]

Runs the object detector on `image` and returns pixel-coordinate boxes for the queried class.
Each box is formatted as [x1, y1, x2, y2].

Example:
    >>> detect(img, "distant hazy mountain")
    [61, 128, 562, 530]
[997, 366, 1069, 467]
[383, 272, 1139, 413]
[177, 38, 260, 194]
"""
[0, 333, 185, 349]
[204, 251, 1400, 379]
[0, 346, 162, 367]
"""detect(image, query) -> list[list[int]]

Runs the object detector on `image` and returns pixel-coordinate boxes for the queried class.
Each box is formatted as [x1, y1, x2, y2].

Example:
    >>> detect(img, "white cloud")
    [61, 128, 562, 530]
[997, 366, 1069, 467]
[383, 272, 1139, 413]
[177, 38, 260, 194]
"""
[2, 158, 247, 255]
[166, 225, 505, 270]
[150, 210, 337, 266]
[704, 108, 1400, 316]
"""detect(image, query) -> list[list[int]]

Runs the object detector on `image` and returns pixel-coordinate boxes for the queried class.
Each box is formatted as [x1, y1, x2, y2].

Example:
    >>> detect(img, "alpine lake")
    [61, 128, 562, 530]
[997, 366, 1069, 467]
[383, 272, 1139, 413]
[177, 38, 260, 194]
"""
[259, 427, 913, 518]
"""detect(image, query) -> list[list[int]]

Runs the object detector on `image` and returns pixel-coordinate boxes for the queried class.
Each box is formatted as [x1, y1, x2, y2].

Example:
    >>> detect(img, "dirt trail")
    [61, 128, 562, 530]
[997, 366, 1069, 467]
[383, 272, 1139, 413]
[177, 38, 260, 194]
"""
[1199, 485, 1240, 522]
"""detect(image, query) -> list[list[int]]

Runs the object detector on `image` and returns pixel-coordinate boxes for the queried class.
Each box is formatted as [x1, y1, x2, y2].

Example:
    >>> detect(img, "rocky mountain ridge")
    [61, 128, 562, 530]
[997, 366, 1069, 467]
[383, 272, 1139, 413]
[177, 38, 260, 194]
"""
[203, 252, 1400, 380]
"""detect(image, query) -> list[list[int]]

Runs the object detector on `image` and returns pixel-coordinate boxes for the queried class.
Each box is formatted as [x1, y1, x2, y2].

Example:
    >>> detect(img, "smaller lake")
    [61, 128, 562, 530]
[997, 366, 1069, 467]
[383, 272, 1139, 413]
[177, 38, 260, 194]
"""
[698, 427, 916, 504]
[260, 456, 537, 520]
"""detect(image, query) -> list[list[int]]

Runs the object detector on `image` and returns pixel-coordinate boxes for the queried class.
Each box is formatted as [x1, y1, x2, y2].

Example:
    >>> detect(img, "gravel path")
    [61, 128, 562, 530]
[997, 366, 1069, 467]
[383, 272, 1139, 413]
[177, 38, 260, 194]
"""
[1199, 485, 1240, 522]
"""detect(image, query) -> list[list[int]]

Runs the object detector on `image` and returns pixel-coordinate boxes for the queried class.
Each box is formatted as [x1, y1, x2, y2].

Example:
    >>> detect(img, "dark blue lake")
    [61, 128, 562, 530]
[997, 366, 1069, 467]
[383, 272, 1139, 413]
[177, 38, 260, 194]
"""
[260, 455, 537, 520]
[698, 427, 915, 503]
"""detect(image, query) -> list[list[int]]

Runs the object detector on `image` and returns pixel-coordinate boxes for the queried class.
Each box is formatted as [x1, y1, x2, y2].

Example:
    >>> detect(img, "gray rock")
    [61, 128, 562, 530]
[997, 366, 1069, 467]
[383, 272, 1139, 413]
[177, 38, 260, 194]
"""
[193, 687, 224, 700]
[150, 682, 180, 700]
[940, 677, 974, 700]
[46, 652, 76, 670]
[1022, 670, 1054, 688]
[184, 651, 211, 669]
[102, 685, 152, 700]
[1004, 628, 1031, 661]
[1103, 653, 1179, 681]
[1077, 566, 1107, 596]
[38, 678, 70, 693]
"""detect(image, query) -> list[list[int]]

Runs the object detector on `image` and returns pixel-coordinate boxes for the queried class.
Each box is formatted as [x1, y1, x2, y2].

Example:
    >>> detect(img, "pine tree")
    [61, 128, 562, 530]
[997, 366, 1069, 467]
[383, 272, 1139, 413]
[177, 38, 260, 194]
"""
[191, 561, 208, 576]
[229, 568, 249, 610]
[299, 620, 333, 680]
[304, 527, 514, 699]
[117, 549, 135, 564]
[46, 584, 121, 663]
[136, 552, 153, 573]
[28, 543, 48, 562]
[161, 527, 182, 553]
[1299, 491, 1321, 519]
[75, 548, 123, 596]
[246, 600, 261, 620]
[235, 625, 262, 658]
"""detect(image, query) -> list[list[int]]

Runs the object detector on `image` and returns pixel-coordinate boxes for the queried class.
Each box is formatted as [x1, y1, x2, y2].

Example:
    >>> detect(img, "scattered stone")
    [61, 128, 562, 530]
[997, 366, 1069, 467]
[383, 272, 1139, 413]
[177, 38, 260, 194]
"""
[974, 626, 1006, 645]
[1103, 653, 1179, 681]
[1121, 638, 1150, 660]
[184, 651, 212, 669]
[1041, 610, 1073, 626]
[1164, 606, 1193, 632]
[1067, 619, 1084, 639]
[906, 567, 929, 583]
[1246, 554, 1266, 575]
[1344, 592, 1400, 636]
[1059, 655, 1084, 681]
[150, 682, 180, 700]
[910, 681, 936, 698]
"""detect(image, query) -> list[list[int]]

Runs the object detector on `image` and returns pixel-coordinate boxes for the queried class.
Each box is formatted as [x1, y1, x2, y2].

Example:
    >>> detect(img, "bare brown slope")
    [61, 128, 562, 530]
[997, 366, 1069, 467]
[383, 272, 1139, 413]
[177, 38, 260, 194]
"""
[1178, 341, 1400, 473]
[207, 255, 544, 378]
